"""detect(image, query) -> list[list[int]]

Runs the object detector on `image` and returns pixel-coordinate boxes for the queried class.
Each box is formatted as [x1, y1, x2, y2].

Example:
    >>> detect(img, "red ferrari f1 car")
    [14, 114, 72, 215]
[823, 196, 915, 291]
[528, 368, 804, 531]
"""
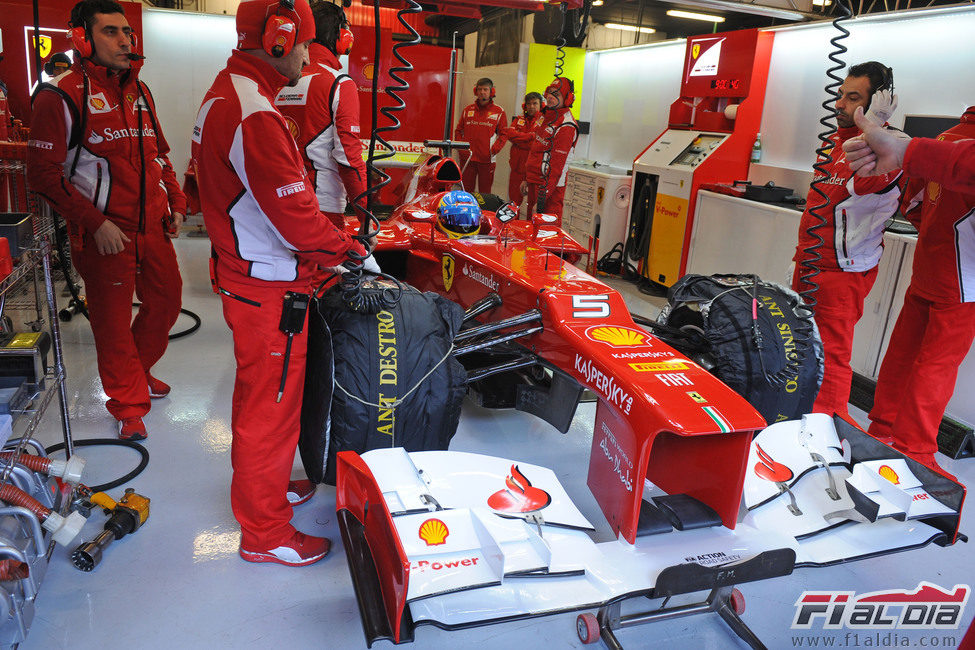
[328, 152, 966, 648]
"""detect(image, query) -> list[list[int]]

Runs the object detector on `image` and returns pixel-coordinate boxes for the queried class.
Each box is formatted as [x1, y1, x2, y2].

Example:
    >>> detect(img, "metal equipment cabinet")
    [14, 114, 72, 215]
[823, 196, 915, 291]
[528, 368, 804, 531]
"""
[0, 143, 74, 647]
[562, 164, 632, 257]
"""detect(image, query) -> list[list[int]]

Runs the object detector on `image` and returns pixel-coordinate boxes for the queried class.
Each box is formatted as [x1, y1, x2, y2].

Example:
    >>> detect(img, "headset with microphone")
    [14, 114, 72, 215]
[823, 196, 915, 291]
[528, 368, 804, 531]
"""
[263, 0, 302, 58]
[335, 6, 354, 56]
[69, 8, 138, 60]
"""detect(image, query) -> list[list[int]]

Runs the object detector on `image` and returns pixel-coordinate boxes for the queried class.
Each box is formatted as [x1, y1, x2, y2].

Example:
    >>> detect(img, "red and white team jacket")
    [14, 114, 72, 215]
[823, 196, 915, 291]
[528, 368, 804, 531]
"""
[905, 136, 975, 196]
[900, 107, 975, 303]
[504, 111, 544, 175]
[795, 125, 903, 272]
[454, 100, 507, 164]
[27, 59, 185, 235]
[191, 51, 364, 287]
[275, 43, 365, 214]
[525, 106, 578, 191]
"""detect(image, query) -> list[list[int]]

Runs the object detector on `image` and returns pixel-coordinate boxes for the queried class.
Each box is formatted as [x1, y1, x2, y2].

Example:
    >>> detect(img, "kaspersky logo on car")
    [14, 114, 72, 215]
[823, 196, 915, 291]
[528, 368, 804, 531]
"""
[792, 582, 969, 630]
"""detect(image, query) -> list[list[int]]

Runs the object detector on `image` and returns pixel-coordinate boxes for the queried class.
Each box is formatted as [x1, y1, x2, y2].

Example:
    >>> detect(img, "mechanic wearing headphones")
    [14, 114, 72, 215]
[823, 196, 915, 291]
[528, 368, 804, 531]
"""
[27, 0, 185, 442]
[193, 0, 367, 567]
[791, 61, 906, 419]
[521, 77, 579, 224]
[502, 91, 544, 212]
[853, 105, 975, 473]
[275, 0, 366, 230]
[454, 77, 508, 195]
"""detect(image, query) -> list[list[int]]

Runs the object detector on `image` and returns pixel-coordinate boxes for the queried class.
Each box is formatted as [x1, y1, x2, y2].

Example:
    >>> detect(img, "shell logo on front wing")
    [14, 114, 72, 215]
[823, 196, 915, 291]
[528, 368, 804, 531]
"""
[418, 518, 449, 546]
[878, 464, 900, 485]
[586, 325, 649, 348]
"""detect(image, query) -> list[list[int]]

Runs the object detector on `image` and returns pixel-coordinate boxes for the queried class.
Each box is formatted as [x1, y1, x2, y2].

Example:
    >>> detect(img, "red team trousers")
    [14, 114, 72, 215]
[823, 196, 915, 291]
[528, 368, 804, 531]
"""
[72, 227, 182, 420]
[868, 287, 975, 460]
[462, 160, 496, 195]
[219, 280, 310, 551]
[525, 183, 565, 225]
[794, 266, 877, 417]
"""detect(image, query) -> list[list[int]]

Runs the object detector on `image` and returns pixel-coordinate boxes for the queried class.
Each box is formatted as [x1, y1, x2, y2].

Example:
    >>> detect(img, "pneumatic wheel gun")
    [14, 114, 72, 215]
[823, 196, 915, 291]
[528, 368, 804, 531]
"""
[71, 488, 150, 572]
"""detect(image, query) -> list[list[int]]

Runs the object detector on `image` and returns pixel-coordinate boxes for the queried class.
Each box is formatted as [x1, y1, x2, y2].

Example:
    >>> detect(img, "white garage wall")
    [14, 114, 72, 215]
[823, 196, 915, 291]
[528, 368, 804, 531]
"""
[139, 9, 238, 181]
[580, 5, 975, 179]
[760, 6, 975, 176]
[579, 39, 685, 168]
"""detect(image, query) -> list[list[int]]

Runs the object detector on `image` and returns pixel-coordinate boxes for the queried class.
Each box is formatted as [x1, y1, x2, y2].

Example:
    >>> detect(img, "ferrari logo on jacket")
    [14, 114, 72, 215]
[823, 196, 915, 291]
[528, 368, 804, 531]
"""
[442, 253, 455, 292]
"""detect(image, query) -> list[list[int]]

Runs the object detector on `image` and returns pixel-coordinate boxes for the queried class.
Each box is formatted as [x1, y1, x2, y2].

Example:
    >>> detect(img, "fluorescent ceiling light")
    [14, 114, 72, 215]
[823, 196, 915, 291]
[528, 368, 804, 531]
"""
[592, 0, 604, 5]
[657, 0, 808, 21]
[811, 0, 832, 5]
[666, 9, 725, 22]
[605, 22, 656, 34]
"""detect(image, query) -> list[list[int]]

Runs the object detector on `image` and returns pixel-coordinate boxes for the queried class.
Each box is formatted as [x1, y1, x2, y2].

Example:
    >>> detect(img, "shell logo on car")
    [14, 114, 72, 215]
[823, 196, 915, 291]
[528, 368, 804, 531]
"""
[586, 326, 648, 348]
[418, 518, 449, 546]
[878, 464, 900, 485]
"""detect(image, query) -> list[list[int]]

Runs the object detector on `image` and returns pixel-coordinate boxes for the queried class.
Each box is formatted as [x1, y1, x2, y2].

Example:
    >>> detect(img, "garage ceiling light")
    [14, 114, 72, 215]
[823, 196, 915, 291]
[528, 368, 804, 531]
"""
[666, 9, 726, 22]
[605, 22, 657, 33]
[658, 0, 807, 21]
[592, 0, 604, 5]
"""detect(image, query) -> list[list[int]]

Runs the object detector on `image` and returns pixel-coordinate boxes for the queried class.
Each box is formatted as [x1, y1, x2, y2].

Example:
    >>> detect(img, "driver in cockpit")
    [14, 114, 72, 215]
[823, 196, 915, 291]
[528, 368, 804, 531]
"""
[436, 190, 482, 238]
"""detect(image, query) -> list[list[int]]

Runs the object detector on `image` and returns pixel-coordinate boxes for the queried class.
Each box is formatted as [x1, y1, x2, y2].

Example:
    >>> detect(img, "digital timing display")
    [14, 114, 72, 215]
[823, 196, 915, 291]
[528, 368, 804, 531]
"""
[710, 78, 743, 91]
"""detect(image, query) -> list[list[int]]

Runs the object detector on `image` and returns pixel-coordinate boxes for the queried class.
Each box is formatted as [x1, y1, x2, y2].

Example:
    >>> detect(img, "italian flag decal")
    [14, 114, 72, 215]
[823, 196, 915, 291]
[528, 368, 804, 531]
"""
[702, 406, 732, 433]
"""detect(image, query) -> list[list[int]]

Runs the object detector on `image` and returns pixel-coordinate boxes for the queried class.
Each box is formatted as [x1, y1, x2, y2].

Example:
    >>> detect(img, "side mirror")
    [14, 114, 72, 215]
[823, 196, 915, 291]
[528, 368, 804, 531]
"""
[495, 202, 518, 224]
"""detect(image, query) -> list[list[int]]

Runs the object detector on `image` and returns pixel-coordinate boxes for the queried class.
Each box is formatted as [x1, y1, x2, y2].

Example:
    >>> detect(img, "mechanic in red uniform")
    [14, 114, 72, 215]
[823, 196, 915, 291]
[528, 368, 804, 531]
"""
[792, 61, 905, 418]
[865, 106, 975, 471]
[193, 0, 367, 567]
[454, 77, 507, 195]
[275, 1, 365, 229]
[522, 77, 579, 225]
[502, 91, 543, 211]
[28, 0, 184, 441]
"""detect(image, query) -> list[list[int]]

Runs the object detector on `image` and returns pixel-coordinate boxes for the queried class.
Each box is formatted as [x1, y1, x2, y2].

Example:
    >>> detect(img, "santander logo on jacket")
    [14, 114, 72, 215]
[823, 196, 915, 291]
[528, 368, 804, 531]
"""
[26, 59, 184, 236]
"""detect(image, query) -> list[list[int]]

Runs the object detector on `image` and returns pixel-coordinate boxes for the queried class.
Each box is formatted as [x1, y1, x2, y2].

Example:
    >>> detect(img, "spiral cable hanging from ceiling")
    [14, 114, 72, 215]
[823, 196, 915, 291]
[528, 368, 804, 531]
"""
[797, 0, 852, 313]
[336, 0, 423, 313]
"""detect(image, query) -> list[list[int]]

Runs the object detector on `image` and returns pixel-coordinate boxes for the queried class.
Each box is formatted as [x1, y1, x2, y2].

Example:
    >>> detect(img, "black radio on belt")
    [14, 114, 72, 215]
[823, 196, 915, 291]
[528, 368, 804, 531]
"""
[279, 292, 310, 334]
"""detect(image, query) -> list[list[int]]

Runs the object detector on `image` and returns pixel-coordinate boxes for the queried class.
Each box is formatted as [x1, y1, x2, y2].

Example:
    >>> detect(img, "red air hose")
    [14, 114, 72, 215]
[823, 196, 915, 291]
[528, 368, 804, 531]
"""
[0, 560, 29, 581]
[0, 453, 51, 474]
[0, 483, 52, 521]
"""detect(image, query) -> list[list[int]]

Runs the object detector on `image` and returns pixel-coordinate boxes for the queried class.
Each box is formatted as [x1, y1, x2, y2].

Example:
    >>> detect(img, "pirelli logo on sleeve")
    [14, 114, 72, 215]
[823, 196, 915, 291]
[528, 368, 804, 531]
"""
[276, 181, 306, 198]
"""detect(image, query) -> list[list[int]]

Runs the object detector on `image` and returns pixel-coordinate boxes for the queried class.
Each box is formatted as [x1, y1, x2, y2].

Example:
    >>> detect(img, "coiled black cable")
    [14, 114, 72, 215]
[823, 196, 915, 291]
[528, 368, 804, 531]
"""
[335, 0, 420, 314]
[797, 0, 852, 311]
[45, 438, 149, 493]
[536, 2, 589, 213]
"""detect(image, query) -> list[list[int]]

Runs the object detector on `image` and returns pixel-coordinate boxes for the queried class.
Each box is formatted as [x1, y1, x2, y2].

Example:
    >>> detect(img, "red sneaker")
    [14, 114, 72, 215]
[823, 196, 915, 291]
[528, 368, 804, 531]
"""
[287, 479, 316, 506]
[118, 417, 147, 441]
[239, 531, 330, 566]
[147, 374, 171, 399]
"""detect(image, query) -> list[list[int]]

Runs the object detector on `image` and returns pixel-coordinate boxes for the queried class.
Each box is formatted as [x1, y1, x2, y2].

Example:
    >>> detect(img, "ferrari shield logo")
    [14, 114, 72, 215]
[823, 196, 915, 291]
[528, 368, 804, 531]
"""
[442, 254, 455, 292]
[34, 35, 53, 59]
[596, 186, 604, 205]
[692, 43, 700, 59]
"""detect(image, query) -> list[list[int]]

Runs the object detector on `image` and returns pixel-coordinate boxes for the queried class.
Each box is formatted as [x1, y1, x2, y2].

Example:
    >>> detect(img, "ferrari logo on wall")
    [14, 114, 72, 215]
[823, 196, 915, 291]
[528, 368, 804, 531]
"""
[692, 43, 700, 59]
[33, 35, 53, 59]
[442, 253, 455, 292]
